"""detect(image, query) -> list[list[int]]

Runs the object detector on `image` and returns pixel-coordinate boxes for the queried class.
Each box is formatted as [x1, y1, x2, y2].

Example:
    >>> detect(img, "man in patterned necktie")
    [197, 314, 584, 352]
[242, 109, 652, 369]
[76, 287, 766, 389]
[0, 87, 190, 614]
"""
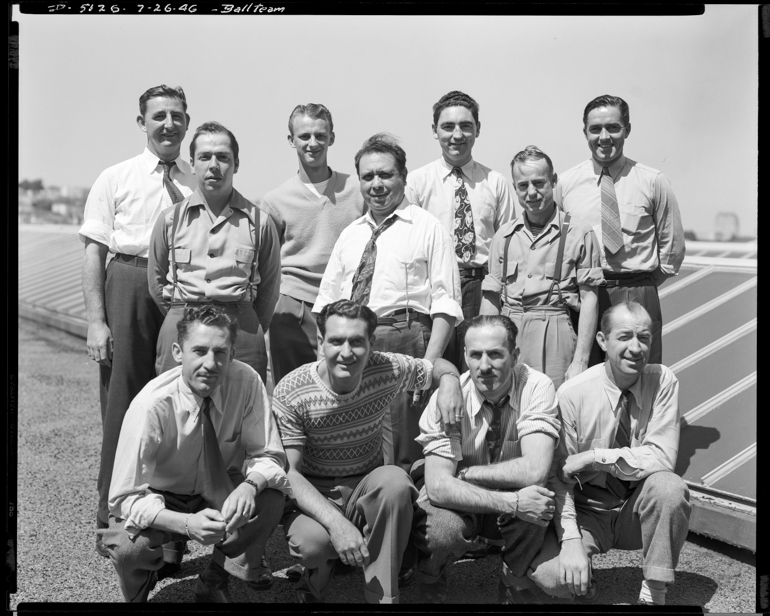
[555, 95, 686, 365]
[412, 315, 561, 604]
[407, 91, 516, 372]
[79, 85, 198, 559]
[100, 305, 290, 603]
[272, 300, 463, 604]
[526, 301, 690, 607]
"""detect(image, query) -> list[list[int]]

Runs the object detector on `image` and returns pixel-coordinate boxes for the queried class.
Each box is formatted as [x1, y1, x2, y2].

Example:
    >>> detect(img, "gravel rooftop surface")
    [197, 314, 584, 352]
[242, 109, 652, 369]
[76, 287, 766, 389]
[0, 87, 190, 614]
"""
[9, 318, 758, 611]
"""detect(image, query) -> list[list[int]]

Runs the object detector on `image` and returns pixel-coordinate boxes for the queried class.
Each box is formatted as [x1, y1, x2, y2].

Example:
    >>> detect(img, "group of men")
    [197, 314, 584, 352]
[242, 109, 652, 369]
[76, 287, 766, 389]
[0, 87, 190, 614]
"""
[80, 84, 688, 605]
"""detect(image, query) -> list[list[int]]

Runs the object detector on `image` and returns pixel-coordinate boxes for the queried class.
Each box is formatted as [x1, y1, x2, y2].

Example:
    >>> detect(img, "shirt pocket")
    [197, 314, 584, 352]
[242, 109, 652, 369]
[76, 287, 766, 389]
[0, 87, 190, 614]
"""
[219, 433, 241, 466]
[544, 259, 576, 281]
[619, 204, 652, 236]
[173, 248, 192, 264]
[576, 436, 604, 454]
[499, 439, 521, 460]
[232, 245, 255, 280]
[385, 254, 428, 295]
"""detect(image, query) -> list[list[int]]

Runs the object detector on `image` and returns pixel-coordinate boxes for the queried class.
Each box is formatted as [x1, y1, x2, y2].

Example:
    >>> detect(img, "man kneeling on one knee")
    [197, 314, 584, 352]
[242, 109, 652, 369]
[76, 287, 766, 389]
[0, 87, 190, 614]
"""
[100, 304, 291, 602]
[527, 301, 691, 606]
[413, 314, 561, 604]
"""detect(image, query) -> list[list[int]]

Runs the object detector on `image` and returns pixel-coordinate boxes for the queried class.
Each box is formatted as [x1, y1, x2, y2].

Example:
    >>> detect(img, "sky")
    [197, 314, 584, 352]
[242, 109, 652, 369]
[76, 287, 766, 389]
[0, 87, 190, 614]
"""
[14, 5, 758, 238]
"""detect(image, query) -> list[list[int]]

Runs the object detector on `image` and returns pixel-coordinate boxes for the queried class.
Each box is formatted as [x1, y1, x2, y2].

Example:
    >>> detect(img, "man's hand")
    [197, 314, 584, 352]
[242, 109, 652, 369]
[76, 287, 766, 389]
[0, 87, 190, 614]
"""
[559, 537, 591, 596]
[329, 518, 370, 568]
[515, 485, 555, 526]
[564, 360, 587, 383]
[87, 322, 113, 366]
[186, 509, 227, 545]
[435, 373, 464, 429]
[560, 451, 595, 482]
[221, 482, 258, 533]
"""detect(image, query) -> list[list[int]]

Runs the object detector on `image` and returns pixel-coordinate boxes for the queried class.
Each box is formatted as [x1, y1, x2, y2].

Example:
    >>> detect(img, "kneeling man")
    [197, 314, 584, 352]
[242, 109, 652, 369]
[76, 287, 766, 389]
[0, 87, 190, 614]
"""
[100, 305, 291, 602]
[529, 301, 690, 606]
[272, 299, 463, 604]
[413, 315, 561, 604]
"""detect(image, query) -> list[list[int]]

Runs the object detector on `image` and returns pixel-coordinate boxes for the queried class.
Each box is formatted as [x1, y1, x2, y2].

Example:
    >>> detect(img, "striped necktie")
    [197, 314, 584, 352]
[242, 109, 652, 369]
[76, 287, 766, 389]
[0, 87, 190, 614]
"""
[159, 160, 185, 205]
[600, 166, 623, 254]
[350, 215, 398, 306]
[452, 167, 476, 263]
[200, 397, 234, 511]
[604, 390, 633, 499]
[483, 396, 509, 463]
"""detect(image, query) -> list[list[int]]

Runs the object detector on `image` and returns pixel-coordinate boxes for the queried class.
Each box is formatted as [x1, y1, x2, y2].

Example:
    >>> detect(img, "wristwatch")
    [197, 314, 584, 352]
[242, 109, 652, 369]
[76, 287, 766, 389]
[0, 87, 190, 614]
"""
[243, 479, 260, 496]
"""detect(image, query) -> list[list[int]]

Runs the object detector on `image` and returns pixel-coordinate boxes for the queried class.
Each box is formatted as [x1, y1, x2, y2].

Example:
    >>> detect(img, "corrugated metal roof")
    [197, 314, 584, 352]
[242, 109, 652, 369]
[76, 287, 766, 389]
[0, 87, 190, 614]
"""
[17, 226, 757, 548]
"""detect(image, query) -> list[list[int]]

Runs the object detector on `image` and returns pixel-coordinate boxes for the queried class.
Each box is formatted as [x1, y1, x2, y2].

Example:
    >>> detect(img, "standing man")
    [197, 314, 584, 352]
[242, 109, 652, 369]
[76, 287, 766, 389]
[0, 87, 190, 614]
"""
[555, 95, 685, 364]
[80, 85, 197, 557]
[413, 315, 560, 604]
[481, 146, 603, 390]
[262, 104, 365, 388]
[406, 90, 515, 371]
[527, 302, 690, 606]
[314, 133, 463, 471]
[148, 121, 281, 385]
[272, 300, 463, 604]
[100, 305, 291, 603]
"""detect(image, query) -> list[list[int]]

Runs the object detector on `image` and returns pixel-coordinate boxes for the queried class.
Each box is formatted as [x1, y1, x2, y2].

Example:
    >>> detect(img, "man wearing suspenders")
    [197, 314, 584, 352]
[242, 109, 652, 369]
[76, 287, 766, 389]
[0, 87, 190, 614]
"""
[481, 146, 602, 390]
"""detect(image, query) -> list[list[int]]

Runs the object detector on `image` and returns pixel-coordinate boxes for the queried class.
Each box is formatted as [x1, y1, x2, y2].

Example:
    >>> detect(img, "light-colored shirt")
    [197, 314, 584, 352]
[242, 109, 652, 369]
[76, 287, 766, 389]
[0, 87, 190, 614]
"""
[416, 364, 560, 466]
[147, 188, 281, 329]
[482, 210, 604, 310]
[313, 198, 463, 321]
[406, 157, 516, 269]
[552, 362, 681, 542]
[79, 147, 197, 257]
[108, 360, 292, 538]
[273, 352, 433, 478]
[555, 157, 685, 282]
[261, 170, 366, 303]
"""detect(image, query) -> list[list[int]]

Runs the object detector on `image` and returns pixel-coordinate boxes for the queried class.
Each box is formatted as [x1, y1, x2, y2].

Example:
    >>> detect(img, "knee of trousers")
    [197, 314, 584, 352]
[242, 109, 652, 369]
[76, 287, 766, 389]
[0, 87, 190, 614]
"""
[256, 488, 286, 517]
[641, 472, 691, 513]
[109, 529, 165, 569]
[416, 500, 472, 554]
[366, 466, 419, 505]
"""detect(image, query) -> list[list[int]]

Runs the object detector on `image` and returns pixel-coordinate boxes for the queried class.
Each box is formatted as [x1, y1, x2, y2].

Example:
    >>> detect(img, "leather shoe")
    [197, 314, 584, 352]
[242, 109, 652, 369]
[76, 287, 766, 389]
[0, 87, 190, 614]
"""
[157, 562, 181, 581]
[498, 579, 542, 605]
[398, 565, 415, 588]
[193, 576, 233, 603]
[247, 556, 273, 590]
[461, 539, 502, 560]
[296, 588, 325, 603]
[95, 536, 109, 559]
[419, 576, 448, 604]
[572, 582, 599, 604]
[286, 563, 304, 582]
[637, 598, 658, 606]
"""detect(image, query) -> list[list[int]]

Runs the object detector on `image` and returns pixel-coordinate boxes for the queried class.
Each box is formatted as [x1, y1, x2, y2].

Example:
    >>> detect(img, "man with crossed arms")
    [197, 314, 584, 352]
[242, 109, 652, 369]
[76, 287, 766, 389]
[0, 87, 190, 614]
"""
[80, 85, 197, 558]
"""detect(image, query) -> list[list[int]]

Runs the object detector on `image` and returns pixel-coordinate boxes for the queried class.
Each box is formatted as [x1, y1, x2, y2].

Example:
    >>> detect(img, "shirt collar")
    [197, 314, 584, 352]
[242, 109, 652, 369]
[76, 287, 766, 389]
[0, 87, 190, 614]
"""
[466, 369, 517, 419]
[591, 155, 627, 183]
[142, 146, 187, 175]
[438, 156, 475, 179]
[504, 208, 564, 238]
[360, 196, 412, 227]
[599, 361, 642, 412]
[187, 187, 248, 212]
[177, 372, 225, 416]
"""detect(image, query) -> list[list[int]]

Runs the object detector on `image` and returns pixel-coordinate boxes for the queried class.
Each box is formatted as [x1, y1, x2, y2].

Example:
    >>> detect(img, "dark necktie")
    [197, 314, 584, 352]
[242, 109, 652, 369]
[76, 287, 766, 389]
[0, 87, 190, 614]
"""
[600, 166, 623, 254]
[159, 160, 185, 205]
[605, 390, 633, 499]
[349, 215, 398, 306]
[452, 167, 476, 263]
[200, 397, 234, 511]
[483, 396, 509, 463]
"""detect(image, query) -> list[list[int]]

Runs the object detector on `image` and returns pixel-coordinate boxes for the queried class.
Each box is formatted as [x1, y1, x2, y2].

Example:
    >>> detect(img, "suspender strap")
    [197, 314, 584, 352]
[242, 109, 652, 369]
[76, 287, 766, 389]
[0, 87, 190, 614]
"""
[545, 213, 571, 307]
[501, 232, 514, 305]
[170, 198, 185, 301]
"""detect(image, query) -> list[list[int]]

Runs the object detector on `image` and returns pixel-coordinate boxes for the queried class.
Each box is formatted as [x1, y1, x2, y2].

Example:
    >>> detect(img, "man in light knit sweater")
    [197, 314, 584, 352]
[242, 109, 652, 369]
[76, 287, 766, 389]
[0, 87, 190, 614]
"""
[272, 300, 463, 604]
[262, 104, 366, 388]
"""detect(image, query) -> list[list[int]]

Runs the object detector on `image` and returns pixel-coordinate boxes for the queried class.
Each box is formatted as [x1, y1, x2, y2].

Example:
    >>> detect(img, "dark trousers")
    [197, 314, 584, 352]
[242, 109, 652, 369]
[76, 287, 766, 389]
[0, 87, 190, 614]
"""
[373, 316, 432, 472]
[269, 294, 318, 388]
[98, 258, 164, 527]
[443, 272, 484, 372]
[591, 276, 663, 365]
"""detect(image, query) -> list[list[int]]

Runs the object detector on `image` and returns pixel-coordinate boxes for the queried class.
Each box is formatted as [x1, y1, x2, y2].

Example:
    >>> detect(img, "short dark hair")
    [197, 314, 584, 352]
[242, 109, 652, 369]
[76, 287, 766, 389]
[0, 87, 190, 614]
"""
[354, 133, 407, 178]
[189, 121, 240, 163]
[317, 300, 378, 339]
[287, 103, 334, 136]
[600, 301, 649, 336]
[511, 145, 556, 178]
[177, 304, 238, 346]
[139, 84, 188, 117]
[465, 315, 519, 352]
[582, 94, 630, 130]
[432, 90, 480, 127]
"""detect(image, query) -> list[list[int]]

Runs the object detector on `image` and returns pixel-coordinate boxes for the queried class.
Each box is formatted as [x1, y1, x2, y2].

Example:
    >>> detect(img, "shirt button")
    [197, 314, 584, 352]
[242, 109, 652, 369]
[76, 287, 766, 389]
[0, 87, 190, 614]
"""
[206, 278, 211, 283]
[208, 253, 214, 258]
[527, 274, 532, 278]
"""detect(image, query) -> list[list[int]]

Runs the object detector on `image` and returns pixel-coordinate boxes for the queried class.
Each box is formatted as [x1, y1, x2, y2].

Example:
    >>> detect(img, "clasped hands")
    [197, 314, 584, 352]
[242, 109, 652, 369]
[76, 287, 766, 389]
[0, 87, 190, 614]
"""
[185, 481, 258, 544]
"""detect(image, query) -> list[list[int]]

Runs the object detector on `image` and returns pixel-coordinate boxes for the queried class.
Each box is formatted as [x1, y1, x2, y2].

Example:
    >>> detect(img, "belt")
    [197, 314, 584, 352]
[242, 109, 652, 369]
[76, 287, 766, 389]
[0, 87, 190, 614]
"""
[600, 272, 652, 288]
[377, 308, 431, 325]
[114, 253, 148, 267]
[501, 304, 569, 318]
[459, 267, 487, 280]
[167, 299, 252, 308]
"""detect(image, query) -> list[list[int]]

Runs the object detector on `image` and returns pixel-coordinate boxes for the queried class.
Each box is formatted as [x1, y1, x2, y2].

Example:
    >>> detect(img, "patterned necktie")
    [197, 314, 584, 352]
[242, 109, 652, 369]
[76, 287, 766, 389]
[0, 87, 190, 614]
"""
[600, 166, 623, 254]
[159, 160, 185, 205]
[614, 390, 632, 449]
[200, 397, 234, 511]
[349, 215, 398, 306]
[452, 167, 476, 263]
[483, 396, 508, 463]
